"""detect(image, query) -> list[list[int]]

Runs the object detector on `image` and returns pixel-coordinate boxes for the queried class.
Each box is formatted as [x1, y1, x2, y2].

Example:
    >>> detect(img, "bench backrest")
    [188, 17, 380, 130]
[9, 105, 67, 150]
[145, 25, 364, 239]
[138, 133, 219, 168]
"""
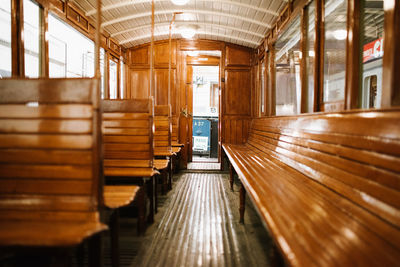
[0, 78, 103, 222]
[154, 105, 172, 156]
[171, 116, 179, 144]
[102, 99, 154, 169]
[247, 110, 400, 229]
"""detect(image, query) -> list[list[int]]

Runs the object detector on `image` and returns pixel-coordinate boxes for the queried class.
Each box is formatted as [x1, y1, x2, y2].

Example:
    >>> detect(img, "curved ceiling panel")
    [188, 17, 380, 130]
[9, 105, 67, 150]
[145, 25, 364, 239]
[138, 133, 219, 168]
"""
[72, 0, 287, 49]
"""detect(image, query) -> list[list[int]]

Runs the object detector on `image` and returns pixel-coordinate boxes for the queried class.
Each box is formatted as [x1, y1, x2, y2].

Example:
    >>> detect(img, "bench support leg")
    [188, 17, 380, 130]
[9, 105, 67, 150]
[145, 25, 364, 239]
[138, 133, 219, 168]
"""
[137, 186, 146, 235]
[147, 177, 154, 224]
[88, 234, 103, 267]
[229, 164, 234, 191]
[239, 183, 246, 224]
[110, 209, 120, 267]
[168, 157, 173, 190]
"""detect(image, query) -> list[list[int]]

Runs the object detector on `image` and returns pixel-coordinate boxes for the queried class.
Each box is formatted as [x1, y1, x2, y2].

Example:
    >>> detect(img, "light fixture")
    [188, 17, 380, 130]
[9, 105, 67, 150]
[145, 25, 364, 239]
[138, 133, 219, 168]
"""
[333, 29, 347, 40]
[178, 25, 197, 39]
[171, 0, 190, 5]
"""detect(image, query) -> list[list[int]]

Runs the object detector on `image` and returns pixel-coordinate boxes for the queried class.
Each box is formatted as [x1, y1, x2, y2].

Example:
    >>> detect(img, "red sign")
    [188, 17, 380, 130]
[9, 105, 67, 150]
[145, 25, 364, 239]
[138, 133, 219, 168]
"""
[363, 38, 384, 63]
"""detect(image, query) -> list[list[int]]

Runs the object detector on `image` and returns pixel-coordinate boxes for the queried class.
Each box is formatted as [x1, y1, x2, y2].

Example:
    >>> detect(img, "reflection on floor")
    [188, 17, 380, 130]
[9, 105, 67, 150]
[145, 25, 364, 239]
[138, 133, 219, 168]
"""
[132, 170, 272, 267]
[192, 155, 219, 162]
[188, 162, 221, 170]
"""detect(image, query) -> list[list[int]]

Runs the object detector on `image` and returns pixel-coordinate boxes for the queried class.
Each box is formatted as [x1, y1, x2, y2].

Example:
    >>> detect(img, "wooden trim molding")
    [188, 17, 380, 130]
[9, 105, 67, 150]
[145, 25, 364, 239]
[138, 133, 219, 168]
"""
[382, 0, 400, 107]
[344, 0, 362, 110]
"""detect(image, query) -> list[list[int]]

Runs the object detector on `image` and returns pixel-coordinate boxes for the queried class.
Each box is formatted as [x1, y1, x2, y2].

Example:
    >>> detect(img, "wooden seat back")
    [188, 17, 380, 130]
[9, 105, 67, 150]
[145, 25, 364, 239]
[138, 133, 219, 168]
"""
[171, 116, 179, 144]
[154, 105, 172, 156]
[0, 78, 103, 224]
[246, 110, 400, 245]
[102, 99, 154, 174]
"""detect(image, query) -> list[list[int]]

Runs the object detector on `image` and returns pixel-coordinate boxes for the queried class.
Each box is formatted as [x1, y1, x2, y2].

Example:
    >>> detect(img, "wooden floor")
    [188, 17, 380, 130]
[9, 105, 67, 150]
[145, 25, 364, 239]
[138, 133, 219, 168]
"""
[187, 162, 221, 170]
[131, 171, 272, 267]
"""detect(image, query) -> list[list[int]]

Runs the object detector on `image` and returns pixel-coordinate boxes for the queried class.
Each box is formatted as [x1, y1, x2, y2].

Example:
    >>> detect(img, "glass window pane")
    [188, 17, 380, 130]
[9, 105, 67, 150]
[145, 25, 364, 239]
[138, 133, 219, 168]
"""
[120, 59, 125, 99]
[0, 0, 12, 78]
[24, 0, 40, 78]
[260, 59, 265, 114]
[360, 0, 384, 109]
[323, 0, 348, 103]
[48, 13, 94, 78]
[100, 48, 105, 99]
[109, 59, 118, 99]
[305, 0, 316, 112]
[275, 16, 301, 116]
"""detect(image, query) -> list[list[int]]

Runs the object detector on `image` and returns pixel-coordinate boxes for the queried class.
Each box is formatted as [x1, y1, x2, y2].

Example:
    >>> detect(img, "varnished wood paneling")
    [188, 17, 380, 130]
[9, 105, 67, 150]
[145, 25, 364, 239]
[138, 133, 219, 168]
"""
[155, 69, 175, 105]
[130, 46, 149, 66]
[129, 69, 149, 99]
[224, 70, 251, 116]
[225, 45, 252, 67]
[155, 42, 176, 67]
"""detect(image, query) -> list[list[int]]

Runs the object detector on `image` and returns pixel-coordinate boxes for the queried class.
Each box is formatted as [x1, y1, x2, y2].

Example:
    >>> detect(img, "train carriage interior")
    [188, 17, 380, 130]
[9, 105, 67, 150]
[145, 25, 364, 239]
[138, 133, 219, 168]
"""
[0, 0, 400, 266]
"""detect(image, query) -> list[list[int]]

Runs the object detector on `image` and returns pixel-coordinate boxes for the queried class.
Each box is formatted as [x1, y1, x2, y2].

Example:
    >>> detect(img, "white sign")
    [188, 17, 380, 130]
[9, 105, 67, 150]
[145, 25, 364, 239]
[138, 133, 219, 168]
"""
[193, 136, 208, 151]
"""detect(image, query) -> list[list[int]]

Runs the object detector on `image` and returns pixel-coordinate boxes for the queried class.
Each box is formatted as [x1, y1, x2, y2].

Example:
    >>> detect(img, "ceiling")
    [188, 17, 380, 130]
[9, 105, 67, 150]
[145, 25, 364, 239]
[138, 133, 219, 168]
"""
[72, 0, 288, 49]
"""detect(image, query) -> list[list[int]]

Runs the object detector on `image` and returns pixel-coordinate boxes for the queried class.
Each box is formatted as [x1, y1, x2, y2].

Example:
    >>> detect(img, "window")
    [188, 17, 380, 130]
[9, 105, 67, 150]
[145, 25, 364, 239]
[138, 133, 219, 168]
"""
[275, 15, 301, 116]
[323, 0, 348, 103]
[100, 48, 106, 99]
[260, 58, 265, 114]
[360, 0, 384, 109]
[120, 59, 125, 99]
[48, 13, 94, 78]
[109, 58, 118, 99]
[305, 0, 316, 112]
[24, 0, 40, 78]
[0, 0, 11, 78]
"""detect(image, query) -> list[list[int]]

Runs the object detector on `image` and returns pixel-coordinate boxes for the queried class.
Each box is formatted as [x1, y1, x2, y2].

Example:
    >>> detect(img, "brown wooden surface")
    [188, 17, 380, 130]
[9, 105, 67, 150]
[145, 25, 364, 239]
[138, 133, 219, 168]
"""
[223, 109, 400, 267]
[0, 78, 107, 247]
[102, 99, 155, 178]
[103, 185, 140, 209]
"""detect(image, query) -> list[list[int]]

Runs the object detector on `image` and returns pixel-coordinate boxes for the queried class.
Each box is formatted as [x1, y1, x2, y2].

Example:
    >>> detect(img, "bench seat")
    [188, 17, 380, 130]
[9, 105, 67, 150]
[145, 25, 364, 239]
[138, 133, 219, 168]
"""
[104, 167, 159, 178]
[104, 185, 140, 209]
[0, 219, 106, 247]
[223, 110, 400, 267]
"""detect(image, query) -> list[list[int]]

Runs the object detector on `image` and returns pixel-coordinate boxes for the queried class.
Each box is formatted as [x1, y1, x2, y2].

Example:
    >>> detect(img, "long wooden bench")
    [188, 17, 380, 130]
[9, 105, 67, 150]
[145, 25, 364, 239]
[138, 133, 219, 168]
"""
[223, 110, 400, 266]
[102, 99, 158, 230]
[0, 79, 107, 265]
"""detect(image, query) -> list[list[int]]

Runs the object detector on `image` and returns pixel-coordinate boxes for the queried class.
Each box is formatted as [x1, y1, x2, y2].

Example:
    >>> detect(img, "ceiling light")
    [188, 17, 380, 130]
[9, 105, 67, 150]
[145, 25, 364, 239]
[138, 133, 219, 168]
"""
[333, 29, 347, 40]
[179, 25, 196, 39]
[171, 0, 190, 5]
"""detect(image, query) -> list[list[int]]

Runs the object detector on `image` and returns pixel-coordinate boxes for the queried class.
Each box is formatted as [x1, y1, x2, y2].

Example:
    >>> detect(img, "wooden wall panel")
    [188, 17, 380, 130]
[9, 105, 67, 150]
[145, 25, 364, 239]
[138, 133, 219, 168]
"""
[129, 69, 149, 98]
[154, 69, 176, 105]
[155, 42, 176, 67]
[224, 70, 251, 116]
[130, 46, 149, 66]
[225, 45, 252, 66]
[222, 116, 251, 144]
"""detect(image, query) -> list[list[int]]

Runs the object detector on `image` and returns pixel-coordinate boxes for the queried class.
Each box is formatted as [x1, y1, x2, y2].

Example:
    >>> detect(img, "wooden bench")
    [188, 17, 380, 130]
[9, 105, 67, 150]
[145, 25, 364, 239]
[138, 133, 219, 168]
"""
[223, 110, 400, 266]
[154, 105, 174, 190]
[171, 116, 183, 173]
[102, 99, 159, 231]
[103, 185, 142, 267]
[0, 79, 107, 265]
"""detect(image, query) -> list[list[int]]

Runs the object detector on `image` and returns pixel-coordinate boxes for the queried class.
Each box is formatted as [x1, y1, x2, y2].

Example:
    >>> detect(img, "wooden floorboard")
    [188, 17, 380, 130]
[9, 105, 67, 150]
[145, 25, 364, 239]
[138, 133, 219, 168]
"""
[132, 171, 272, 267]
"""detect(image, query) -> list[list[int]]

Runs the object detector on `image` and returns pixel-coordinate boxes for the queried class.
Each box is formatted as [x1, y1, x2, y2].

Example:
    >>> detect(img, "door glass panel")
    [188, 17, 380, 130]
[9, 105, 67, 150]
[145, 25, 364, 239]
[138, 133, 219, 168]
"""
[0, 0, 12, 78]
[360, 0, 384, 108]
[323, 0, 348, 102]
[275, 15, 301, 116]
[109, 59, 118, 99]
[305, 0, 316, 112]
